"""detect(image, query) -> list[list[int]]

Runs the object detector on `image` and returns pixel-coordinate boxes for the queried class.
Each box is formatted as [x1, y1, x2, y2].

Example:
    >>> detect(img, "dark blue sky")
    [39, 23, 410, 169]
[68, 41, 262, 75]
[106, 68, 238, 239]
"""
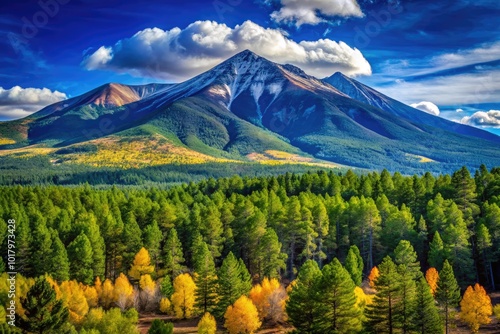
[1, 0, 499, 132]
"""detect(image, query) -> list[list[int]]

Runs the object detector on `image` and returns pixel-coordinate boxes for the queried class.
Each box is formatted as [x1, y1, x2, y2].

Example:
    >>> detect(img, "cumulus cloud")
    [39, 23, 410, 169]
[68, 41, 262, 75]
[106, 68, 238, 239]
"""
[461, 110, 500, 128]
[410, 101, 440, 116]
[81, 20, 371, 81]
[0, 86, 67, 120]
[270, 0, 364, 26]
[456, 108, 464, 112]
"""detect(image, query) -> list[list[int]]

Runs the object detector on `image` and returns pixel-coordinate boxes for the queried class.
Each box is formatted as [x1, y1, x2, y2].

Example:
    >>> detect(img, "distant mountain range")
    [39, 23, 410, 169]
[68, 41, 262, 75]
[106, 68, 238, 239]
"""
[1, 50, 499, 174]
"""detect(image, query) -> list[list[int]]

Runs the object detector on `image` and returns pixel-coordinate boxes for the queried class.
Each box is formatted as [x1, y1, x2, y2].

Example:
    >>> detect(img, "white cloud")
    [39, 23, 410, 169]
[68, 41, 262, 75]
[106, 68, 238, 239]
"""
[456, 108, 464, 112]
[81, 20, 371, 80]
[374, 70, 500, 106]
[271, 0, 364, 26]
[461, 110, 500, 128]
[0, 86, 67, 120]
[410, 101, 440, 116]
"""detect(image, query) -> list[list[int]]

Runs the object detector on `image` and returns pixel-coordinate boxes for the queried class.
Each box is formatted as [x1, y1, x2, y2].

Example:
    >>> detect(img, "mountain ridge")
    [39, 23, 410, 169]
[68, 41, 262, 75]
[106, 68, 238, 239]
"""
[1, 49, 499, 174]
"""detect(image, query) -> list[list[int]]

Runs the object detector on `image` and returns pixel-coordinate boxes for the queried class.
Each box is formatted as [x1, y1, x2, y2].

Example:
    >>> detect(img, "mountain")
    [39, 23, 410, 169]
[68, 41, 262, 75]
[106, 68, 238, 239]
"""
[1, 49, 499, 176]
[324, 72, 500, 142]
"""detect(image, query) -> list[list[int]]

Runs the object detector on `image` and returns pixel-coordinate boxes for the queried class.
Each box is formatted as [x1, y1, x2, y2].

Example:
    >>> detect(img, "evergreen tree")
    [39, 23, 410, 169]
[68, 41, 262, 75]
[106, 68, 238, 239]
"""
[121, 212, 143, 272]
[148, 319, 173, 334]
[316, 258, 362, 333]
[395, 263, 417, 334]
[256, 228, 287, 280]
[345, 245, 363, 286]
[30, 216, 52, 277]
[451, 166, 479, 221]
[48, 230, 70, 281]
[215, 252, 251, 318]
[67, 232, 94, 284]
[412, 277, 443, 334]
[163, 228, 185, 277]
[435, 260, 461, 334]
[143, 220, 163, 273]
[428, 231, 445, 270]
[365, 256, 401, 334]
[286, 260, 322, 334]
[193, 242, 218, 314]
[394, 240, 421, 279]
[17, 277, 69, 333]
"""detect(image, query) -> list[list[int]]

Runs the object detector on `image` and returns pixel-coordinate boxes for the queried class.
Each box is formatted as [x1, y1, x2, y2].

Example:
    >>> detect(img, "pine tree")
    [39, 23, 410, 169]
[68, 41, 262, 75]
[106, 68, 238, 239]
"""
[345, 245, 363, 286]
[67, 232, 94, 284]
[148, 319, 174, 334]
[412, 277, 443, 333]
[428, 231, 445, 270]
[316, 258, 362, 333]
[143, 220, 163, 273]
[394, 240, 421, 279]
[29, 217, 52, 277]
[365, 256, 401, 334]
[286, 260, 322, 334]
[395, 263, 417, 334]
[193, 242, 218, 314]
[215, 252, 251, 318]
[163, 228, 185, 277]
[17, 277, 69, 333]
[459, 283, 492, 333]
[48, 230, 70, 281]
[436, 260, 461, 334]
[256, 228, 287, 280]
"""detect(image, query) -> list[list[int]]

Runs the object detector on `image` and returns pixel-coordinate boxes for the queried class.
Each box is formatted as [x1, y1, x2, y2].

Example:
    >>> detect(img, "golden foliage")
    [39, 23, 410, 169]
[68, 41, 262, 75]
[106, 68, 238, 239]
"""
[81, 283, 99, 308]
[368, 266, 380, 289]
[0, 138, 15, 145]
[94, 276, 102, 297]
[425, 267, 439, 296]
[64, 135, 233, 168]
[197, 312, 217, 334]
[100, 278, 115, 309]
[60, 280, 89, 324]
[171, 273, 196, 319]
[249, 278, 287, 322]
[139, 274, 156, 295]
[459, 283, 492, 333]
[129, 247, 155, 280]
[159, 298, 172, 314]
[114, 273, 135, 311]
[224, 295, 262, 334]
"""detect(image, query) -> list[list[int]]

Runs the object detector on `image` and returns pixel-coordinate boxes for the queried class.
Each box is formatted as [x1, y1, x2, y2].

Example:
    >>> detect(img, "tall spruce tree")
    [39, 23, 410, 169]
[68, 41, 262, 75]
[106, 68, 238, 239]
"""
[413, 278, 443, 334]
[345, 245, 363, 286]
[193, 242, 218, 314]
[394, 240, 421, 280]
[435, 260, 461, 334]
[428, 231, 445, 270]
[67, 232, 94, 284]
[286, 260, 322, 334]
[215, 252, 251, 318]
[316, 258, 362, 333]
[365, 256, 401, 334]
[163, 228, 185, 277]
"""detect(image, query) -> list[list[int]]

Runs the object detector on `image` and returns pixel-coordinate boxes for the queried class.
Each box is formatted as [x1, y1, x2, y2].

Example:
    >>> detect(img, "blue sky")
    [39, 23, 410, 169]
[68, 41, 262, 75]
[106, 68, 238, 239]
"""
[0, 0, 499, 133]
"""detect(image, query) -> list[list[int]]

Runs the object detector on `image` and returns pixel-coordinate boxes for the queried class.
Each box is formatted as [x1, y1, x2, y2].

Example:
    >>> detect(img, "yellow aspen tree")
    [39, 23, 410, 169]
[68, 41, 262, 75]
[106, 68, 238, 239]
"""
[368, 266, 379, 289]
[114, 273, 135, 311]
[94, 276, 102, 297]
[171, 273, 196, 319]
[425, 267, 439, 296]
[60, 280, 89, 324]
[139, 274, 156, 310]
[459, 283, 493, 333]
[197, 312, 217, 334]
[100, 278, 114, 308]
[129, 247, 154, 280]
[249, 278, 285, 322]
[494, 304, 500, 319]
[159, 297, 172, 314]
[224, 296, 261, 334]
[80, 283, 99, 308]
